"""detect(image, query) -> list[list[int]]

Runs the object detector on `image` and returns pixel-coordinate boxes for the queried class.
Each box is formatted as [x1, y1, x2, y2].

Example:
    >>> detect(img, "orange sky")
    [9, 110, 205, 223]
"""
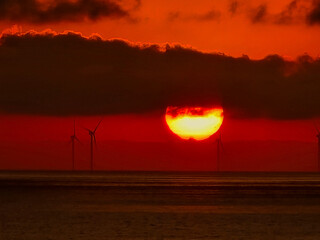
[1, 0, 320, 59]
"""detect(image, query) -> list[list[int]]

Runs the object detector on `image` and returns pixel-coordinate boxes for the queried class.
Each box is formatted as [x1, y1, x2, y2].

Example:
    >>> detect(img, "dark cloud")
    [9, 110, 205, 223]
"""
[0, 0, 130, 23]
[246, 0, 320, 26]
[194, 10, 221, 21]
[168, 10, 220, 22]
[275, 0, 299, 24]
[272, 0, 315, 25]
[229, 1, 239, 15]
[0, 31, 320, 119]
[230, 0, 320, 26]
[167, 11, 181, 21]
[250, 4, 268, 23]
[307, 0, 320, 24]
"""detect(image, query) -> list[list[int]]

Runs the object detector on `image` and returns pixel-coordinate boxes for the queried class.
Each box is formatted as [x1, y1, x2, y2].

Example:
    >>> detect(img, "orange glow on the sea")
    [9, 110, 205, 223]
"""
[165, 107, 224, 140]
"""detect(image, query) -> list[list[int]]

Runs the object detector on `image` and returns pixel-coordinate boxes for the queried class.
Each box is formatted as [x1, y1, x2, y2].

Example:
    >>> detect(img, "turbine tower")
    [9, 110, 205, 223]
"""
[84, 119, 103, 171]
[315, 124, 320, 172]
[70, 120, 80, 170]
[216, 131, 224, 172]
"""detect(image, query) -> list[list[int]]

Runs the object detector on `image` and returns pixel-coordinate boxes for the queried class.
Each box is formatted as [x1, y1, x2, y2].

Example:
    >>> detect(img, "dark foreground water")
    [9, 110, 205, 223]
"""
[0, 171, 320, 240]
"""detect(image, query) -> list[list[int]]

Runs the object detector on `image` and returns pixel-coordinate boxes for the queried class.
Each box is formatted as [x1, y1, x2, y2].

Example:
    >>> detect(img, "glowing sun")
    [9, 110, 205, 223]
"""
[165, 106, 224, 140]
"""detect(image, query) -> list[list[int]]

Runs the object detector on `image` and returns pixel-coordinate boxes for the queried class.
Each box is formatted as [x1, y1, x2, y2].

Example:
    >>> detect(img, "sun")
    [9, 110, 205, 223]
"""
[165, 106, 224, 140]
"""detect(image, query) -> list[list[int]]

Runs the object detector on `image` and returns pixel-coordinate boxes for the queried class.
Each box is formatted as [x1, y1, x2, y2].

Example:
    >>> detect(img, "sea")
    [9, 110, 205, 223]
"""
[0, 171, 320, 240]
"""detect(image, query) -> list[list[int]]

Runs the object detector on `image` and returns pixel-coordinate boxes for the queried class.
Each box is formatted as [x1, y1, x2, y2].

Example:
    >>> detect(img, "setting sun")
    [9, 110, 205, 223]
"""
[165, 107, 224, 140]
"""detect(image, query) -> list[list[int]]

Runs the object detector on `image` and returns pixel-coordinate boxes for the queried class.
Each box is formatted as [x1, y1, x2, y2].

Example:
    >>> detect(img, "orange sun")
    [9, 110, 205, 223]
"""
[165, 106, 224, 140]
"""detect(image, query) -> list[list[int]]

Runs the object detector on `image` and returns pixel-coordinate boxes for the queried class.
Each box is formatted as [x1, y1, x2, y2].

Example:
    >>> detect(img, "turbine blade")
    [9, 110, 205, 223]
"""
[75, 136, 82, 144]
[82, 126, 91, 133]
[94, 118, 103, 133]
[94, 134, 97, 146]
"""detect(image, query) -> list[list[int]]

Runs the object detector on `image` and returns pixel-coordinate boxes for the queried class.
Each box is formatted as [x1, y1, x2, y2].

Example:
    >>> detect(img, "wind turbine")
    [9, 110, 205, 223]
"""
[314, 123, 320, 172]
[84, 119, 103, 171]
[216, 131, 224, 172]
[70, 120, 80, 171]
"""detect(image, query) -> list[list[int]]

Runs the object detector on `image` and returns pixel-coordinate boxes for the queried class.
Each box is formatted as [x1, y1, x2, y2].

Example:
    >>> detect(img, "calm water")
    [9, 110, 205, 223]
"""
[1, 171, 320, 239]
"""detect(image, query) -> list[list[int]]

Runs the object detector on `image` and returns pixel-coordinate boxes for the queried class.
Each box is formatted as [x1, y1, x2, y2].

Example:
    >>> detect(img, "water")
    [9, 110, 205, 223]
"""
[0, 171, 320, 239]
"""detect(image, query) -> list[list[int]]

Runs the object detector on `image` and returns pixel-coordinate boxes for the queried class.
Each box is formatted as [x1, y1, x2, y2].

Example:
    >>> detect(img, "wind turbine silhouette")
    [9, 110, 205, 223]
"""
[84, 119, 103, 171]
[216, 131, 224, 172]
[314, 123, 320, 172]
[70, 120, 80, 171]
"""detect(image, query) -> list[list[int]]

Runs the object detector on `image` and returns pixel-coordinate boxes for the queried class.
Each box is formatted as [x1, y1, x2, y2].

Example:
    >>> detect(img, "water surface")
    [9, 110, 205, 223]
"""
[0, 171, 320, 239]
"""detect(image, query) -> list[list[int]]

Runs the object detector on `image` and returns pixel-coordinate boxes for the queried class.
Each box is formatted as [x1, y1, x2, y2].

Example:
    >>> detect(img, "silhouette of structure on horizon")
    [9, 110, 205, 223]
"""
[318, 133, 320, 172]
[70, 120, 80, 170]
[84, 119, 103, 171]
[315, 124, 320, 172]
[216, 131, 224, 172]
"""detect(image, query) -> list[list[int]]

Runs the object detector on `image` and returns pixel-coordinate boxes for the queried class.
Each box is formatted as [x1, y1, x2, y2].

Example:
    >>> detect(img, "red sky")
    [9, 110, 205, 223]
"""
[0, 114, 318, 171]
[0, 0, 320, 171]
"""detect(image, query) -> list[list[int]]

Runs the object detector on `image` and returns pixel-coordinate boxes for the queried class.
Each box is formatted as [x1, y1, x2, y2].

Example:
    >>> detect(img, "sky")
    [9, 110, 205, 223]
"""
[1, 0, 320, 171]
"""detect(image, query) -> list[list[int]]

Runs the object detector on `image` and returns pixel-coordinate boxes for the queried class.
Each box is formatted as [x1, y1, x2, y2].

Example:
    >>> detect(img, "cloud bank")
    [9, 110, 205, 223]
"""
[0, 31, 320, 119]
